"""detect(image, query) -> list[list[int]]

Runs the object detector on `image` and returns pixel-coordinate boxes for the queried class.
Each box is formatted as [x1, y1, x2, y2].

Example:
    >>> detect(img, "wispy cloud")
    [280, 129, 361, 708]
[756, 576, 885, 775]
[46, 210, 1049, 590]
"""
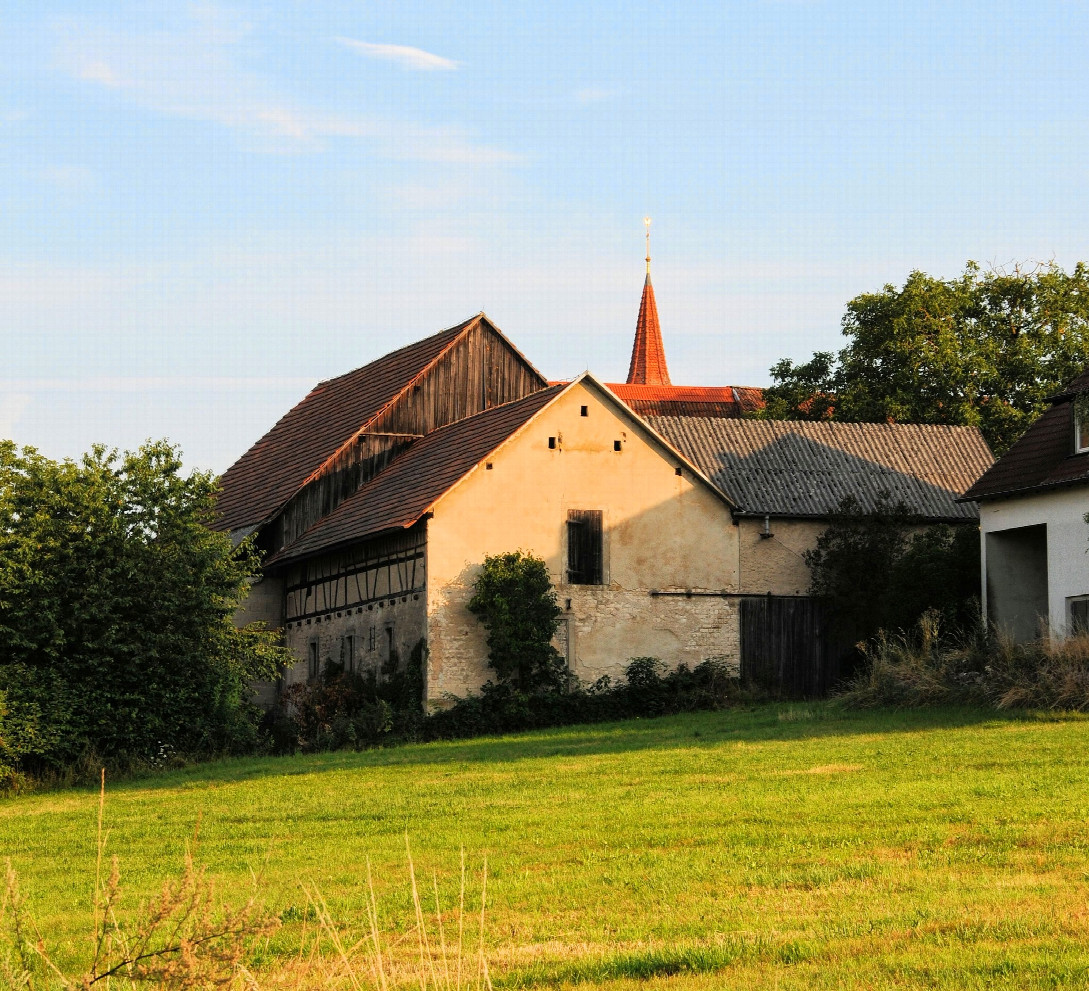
[336, 38, 458, 71]
[574, 86, 621, 104]
[41, 165, 95, 192]
[54, 14, 506, 161]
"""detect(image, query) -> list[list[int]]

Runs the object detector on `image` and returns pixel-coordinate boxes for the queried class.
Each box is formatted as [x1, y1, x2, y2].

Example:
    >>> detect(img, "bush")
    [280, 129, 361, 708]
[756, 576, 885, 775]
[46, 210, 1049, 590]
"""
[806, 493, 980, 651]
[0, 441, 292, 781]
[835, 612, 1089, 712]
[274, 638, 427, 752]
[468, 551, 565, 693]
[424, 656, 740, 741]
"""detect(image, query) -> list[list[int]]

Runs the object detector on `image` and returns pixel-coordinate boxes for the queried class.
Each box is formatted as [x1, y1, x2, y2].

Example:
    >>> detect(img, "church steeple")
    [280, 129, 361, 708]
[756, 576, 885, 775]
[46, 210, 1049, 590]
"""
[626, 217, 671, 386]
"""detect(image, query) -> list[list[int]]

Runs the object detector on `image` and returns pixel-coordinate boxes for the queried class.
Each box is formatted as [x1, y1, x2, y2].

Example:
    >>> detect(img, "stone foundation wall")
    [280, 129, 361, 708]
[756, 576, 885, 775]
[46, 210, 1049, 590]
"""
[283, 593, 427, 688]
[427, 578, 739, 702]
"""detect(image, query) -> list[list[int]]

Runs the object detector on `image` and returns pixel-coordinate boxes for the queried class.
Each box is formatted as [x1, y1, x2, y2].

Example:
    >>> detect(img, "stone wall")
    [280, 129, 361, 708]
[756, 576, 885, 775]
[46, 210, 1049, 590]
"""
[282, 592, 427, 688]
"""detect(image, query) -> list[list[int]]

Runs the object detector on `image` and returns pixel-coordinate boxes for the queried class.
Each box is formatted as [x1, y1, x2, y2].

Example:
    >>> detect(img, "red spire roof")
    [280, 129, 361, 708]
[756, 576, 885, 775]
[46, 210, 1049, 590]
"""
[626, 273, 671, 385]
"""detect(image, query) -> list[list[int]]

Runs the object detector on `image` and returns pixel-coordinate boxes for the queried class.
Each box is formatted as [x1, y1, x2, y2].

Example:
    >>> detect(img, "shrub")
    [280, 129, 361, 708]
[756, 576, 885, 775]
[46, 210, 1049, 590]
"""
[806, 493, 980, 650]
[275, 638, 427, 752]
[468, 551, 565, 693]
[425, 656, 741, 741]
[836, 612, 1089, 712]
[0, 440, 292, 779]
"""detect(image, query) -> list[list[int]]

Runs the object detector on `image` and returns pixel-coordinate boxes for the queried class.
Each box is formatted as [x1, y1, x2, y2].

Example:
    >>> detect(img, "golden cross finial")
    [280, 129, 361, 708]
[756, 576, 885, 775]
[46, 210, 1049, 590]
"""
[644, 216, 651, 275]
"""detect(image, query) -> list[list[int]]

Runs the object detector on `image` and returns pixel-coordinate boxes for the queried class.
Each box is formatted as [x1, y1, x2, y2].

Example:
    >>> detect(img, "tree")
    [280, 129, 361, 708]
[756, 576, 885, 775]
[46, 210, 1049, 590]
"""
[761, 262, 1089, 454]
[468, 551, 565, 693]
[0, 440, 289, 777]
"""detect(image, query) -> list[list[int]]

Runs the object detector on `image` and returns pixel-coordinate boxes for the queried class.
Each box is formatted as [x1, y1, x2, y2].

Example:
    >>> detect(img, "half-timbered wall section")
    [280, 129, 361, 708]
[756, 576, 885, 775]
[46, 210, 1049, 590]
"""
[271, 433, 419, 552]
[280, 524, 428, 688]
[283, 525, 426, 624]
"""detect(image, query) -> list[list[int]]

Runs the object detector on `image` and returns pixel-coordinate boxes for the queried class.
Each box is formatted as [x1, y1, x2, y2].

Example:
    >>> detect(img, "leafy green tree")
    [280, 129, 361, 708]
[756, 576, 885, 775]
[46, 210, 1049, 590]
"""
[761, 262, 1089, 454]
[468, 551, 565, 693]
[0, 440, 289, 777]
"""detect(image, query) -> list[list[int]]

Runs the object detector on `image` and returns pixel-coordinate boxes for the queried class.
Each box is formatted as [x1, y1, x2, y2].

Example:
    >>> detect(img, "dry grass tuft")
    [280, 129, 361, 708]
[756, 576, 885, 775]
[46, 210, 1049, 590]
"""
[1, 774, 493, 991]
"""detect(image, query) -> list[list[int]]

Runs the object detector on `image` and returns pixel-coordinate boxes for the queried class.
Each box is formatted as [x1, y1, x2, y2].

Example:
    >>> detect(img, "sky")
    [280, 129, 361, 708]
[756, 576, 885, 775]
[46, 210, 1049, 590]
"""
[3, 1, 1089, 473]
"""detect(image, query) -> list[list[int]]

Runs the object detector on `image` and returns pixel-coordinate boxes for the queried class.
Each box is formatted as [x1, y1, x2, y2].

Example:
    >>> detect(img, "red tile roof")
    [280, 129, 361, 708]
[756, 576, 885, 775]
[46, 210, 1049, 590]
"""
[606, 383, 765, 418]
[626, 275, 671, 385]
[962, 376, 1089, 501]
[267, 386, 565, 565]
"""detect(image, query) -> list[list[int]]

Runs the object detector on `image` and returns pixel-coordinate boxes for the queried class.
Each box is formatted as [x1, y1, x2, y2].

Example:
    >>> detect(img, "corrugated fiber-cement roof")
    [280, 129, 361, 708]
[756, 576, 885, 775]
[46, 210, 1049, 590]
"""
[647, 416, 993, 520]
[268, 385, 565, 565]
[216, 319, 475, 533]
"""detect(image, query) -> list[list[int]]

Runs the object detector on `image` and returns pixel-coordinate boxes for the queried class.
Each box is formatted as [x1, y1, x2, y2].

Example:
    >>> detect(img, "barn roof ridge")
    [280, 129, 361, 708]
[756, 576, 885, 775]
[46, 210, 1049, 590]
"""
[215, 314, 548, 534]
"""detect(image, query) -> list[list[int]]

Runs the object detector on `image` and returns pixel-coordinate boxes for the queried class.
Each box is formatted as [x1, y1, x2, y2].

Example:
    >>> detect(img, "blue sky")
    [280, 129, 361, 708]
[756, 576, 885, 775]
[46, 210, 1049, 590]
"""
[3, 1, 1089, 471]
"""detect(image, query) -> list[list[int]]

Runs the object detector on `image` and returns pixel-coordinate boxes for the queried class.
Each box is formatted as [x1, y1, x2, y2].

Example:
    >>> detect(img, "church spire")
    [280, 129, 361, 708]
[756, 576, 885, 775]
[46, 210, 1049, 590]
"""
[626, 217, 671, 386]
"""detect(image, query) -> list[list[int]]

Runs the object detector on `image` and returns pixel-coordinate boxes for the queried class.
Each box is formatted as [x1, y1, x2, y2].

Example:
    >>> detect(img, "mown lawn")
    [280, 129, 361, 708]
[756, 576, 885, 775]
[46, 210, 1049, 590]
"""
[4, 705, 1089, 989]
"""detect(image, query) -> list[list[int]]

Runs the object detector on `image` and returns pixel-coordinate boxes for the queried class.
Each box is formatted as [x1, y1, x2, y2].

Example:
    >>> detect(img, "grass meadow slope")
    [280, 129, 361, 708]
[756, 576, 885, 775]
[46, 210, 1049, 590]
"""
[3, 705, 1089, 989]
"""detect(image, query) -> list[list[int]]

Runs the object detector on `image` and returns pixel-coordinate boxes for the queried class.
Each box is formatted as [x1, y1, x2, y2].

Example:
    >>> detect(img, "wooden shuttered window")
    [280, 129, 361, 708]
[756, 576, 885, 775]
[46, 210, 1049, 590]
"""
[566, 509, 603, 585]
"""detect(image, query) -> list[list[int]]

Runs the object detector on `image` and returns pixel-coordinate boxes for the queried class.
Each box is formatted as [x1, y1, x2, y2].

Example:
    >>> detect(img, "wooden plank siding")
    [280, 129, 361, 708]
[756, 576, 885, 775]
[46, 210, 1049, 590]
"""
[271, 433, 419, 551]
[740, 595, 848, 698]
[264, 323, 546, 555]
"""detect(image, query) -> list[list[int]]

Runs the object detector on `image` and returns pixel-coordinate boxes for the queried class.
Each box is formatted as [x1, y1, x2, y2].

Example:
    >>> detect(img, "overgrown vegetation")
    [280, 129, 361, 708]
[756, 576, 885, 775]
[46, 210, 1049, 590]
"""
[272, 645, 739, 752]
[760, 261, 1089, 454]
[468, 551, 566, 693]
[837, 612, 1089, 712]
[805, 493, 980, 653]
[0, 441, 291, 787]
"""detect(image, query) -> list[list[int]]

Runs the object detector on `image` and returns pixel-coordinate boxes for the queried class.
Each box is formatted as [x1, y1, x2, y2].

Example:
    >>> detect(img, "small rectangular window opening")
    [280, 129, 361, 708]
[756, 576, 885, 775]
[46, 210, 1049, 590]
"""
[580, 405, 588, 417]
[567, 509, 603, 585]
[548, 436, 557, 449]
[613, 440, 622, 452]
[1070, 596, 1089, 633]
[368, 625, 377, 652]
[675, 466, 683, 476]
[307, 641, 319, 682]
[485, 462, 493, 470]
[1077, 410, 1089, 453]
[341, 634, 355, 673]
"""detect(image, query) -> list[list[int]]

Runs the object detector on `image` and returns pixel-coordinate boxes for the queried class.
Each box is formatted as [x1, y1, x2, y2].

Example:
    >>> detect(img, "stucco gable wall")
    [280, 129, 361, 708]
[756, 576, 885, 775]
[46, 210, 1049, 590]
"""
[425, 382, 740, 699]
[979, 486, 1089, 638]
[737, 518, 823, 596]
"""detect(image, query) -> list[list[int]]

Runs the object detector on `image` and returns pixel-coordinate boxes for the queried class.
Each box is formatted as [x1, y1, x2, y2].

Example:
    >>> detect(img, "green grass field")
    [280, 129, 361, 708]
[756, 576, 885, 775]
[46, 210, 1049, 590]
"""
[4, 705, 1089, 989]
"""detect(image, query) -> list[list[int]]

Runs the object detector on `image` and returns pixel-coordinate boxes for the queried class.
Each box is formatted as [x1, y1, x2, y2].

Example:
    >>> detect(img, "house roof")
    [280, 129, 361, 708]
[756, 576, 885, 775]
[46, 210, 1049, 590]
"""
[267, 386, 566, 565]
[269, 374, 737, 566]
[216, 314, 544, 534]
[962, 370, 1089, 502]
[606, 383, 765, 418]
[647, 416, 993, 520]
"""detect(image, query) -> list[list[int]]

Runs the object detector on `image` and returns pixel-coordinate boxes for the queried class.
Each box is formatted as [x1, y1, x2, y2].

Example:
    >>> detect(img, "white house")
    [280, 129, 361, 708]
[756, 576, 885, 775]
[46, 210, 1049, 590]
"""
[962, 370, 1089, 641]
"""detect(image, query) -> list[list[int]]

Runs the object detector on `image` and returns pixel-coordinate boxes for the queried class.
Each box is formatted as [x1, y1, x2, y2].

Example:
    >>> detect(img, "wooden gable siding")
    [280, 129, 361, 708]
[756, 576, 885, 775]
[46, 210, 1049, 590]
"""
[264, 321, 546, 555]
[270, 432, 419, 552]
[368, 321, 544, 436]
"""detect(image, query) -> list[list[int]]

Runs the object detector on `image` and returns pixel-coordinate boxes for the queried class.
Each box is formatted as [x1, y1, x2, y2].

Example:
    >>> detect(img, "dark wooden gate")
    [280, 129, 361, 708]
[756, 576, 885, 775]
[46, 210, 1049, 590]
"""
[740, 595, 844, 698]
